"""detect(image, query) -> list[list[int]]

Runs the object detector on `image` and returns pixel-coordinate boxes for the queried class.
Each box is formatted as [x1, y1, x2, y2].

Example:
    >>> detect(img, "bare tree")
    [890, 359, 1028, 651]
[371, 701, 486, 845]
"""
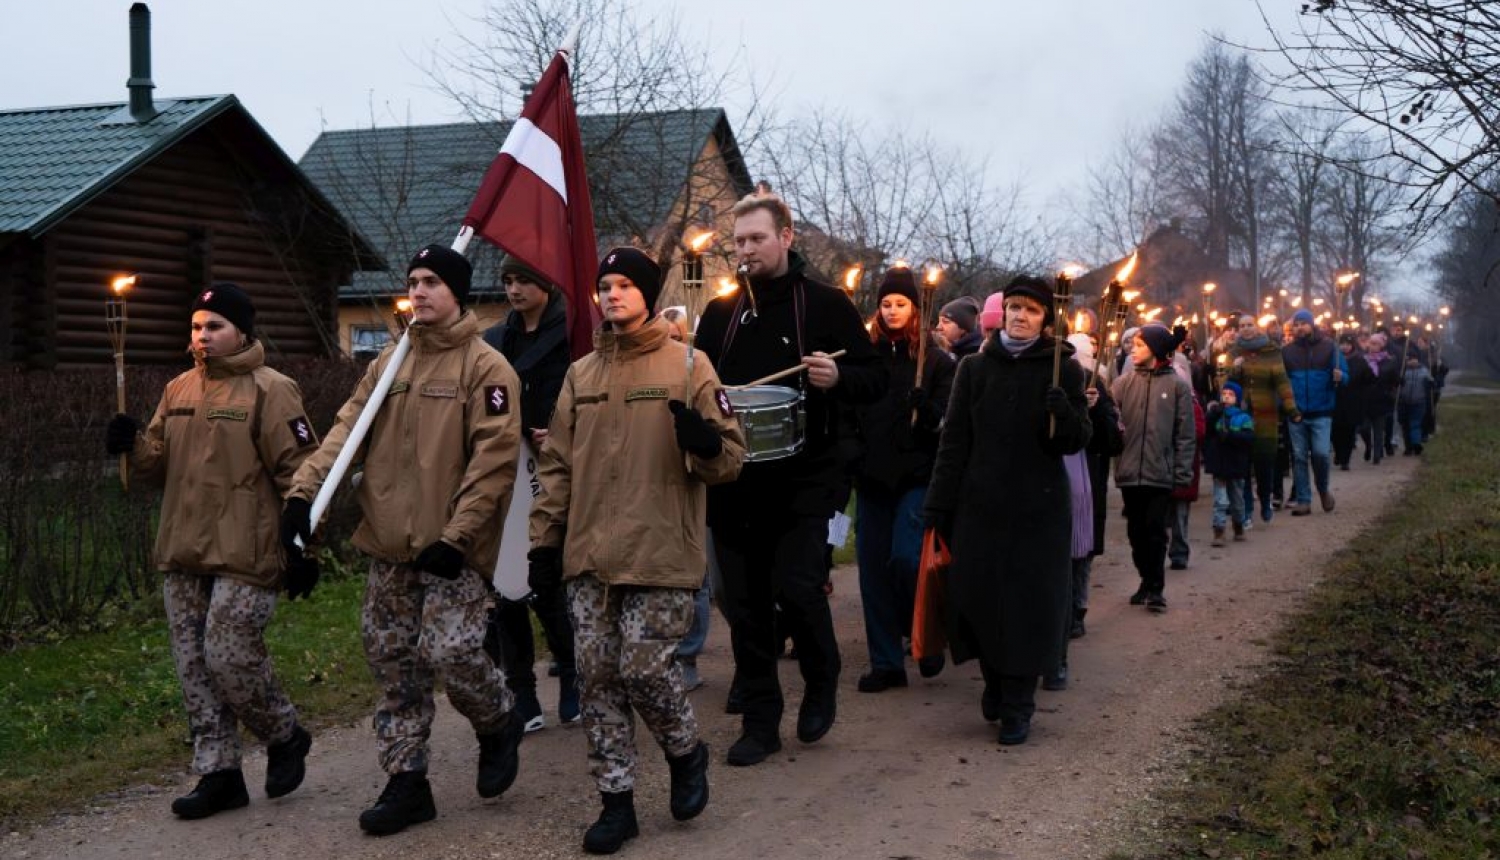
[1317, 135, 1409, 318]
[1267, 108, 1341, 304]
[1432, 187, 1500, 373]
[1256, 0, 1500, 224]
[760, 110, 1048, 309]
[423, 0, 772, 265]
[1069, 123, 1171, 265]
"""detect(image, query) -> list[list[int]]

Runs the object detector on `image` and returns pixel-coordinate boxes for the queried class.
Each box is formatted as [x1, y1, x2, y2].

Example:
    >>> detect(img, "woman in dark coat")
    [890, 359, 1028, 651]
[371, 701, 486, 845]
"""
[924, 276, 1092, 746]
[1351, 332, 1401, 464]
[853, 268, 956, 693]
[1331, 333, 1363, 469]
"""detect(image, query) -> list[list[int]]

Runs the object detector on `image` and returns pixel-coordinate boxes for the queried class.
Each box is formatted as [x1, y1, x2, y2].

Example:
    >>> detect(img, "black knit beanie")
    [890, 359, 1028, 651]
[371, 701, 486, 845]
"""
[1002, 275, 1056, 326]
[1138, 322, 1176, 360]
[192, 282, 255, 337]
[499, 254, 551, 287]
[877, 267, 919, 304]
[597, 247, 662, 314]
[408, 244, 473, 306]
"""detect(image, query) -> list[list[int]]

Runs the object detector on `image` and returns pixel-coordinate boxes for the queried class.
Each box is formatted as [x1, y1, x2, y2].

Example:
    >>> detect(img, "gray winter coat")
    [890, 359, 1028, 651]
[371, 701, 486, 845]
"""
[1111, 363, 1195, 490]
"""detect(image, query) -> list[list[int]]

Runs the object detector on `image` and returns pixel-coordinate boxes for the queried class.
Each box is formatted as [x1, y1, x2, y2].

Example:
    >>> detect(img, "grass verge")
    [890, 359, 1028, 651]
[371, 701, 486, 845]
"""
[0, 573, 373, 828]
[1123, 395, 1500, 859]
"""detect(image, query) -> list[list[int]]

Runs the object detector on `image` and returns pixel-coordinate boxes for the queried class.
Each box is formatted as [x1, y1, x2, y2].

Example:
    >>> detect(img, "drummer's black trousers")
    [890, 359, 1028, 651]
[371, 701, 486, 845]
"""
[712, 514, 841, 739]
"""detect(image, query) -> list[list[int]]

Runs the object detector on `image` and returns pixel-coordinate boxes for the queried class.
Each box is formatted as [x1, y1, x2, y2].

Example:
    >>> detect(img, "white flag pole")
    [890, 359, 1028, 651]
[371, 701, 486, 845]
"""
[302, 227, 476, 542]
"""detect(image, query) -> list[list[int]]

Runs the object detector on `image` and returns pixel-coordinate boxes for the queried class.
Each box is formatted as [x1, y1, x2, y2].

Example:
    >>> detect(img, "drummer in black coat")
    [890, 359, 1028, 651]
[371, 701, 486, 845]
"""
[695, 191, 886, 766]
[923, 276, 1092, 746]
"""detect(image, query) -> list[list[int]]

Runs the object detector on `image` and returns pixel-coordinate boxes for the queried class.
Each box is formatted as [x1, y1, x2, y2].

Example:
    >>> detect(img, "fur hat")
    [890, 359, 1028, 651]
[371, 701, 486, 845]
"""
[192, 282, 255, 337]
[596, 247, 662, 313]
[407, 244, 473, 306]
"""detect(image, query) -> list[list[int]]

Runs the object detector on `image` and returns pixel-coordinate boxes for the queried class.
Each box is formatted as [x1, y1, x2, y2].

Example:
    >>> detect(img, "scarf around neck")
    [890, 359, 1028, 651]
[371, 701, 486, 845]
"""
[999, 331, 1039, 355]
[1236, 332, 1270, 353]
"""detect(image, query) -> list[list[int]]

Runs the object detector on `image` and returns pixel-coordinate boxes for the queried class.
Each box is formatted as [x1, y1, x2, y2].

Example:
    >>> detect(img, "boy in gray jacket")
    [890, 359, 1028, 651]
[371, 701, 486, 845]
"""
[1111, 323, 1196, 612]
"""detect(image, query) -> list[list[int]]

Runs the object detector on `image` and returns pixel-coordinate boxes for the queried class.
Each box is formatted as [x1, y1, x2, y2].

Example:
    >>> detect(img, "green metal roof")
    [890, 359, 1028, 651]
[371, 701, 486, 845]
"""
[298, 107, 753, 298]
[0, 96, 234, 235]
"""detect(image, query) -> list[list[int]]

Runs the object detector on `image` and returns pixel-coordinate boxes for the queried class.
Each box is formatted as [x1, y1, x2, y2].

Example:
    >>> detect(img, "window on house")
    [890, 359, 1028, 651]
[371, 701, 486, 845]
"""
[351, 325, 391, 359]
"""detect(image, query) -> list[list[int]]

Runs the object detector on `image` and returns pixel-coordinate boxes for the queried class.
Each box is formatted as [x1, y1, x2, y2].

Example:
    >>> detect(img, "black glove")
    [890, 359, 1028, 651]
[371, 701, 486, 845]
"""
[106, 413, 139, 455]
[279, 497, 312, 559]
[527, 546, 563, 595]
[1043, 386, 1072, 418]
[414, 540, 466, 580]
[925, 511, 954, 547]
[905, 386, 929, 412]
[284, 553, 321, 601]
[668, 400, 723, 459]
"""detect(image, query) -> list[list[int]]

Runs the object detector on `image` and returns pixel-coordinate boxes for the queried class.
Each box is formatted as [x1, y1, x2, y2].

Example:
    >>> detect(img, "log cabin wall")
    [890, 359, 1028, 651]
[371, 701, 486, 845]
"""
[27, 120, 346, 369]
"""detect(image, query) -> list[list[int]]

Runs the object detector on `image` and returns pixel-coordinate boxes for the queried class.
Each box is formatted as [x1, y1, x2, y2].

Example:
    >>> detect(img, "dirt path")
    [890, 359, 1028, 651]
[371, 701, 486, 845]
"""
[5, 455, 1419, 860]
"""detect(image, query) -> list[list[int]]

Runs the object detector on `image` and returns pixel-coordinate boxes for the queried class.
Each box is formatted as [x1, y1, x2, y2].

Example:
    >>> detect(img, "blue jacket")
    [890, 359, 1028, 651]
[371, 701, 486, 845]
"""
[1282, 332, 1347, 417]
[1203, 401, 1253, 479]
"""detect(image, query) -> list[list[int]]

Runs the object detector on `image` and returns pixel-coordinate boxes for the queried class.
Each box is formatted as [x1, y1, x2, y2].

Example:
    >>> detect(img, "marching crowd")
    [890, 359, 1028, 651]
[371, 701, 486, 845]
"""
[102, 191, 1447, 853]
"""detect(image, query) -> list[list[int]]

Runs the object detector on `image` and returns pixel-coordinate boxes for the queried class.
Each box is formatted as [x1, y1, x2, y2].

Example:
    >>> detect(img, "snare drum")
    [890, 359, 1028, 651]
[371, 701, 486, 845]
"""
[726, 385, 805, 462]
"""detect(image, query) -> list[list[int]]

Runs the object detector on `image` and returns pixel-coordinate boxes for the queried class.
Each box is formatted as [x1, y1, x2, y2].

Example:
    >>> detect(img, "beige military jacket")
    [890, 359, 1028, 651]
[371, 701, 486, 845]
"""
[531, 316, 745, 589]
[131, 341, 319, 588]
[290, 311, 521, 572]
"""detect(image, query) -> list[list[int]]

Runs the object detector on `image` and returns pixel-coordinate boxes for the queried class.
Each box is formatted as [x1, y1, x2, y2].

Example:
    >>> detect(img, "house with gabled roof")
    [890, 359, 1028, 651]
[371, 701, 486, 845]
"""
[0, 4, 379, 369]
[299, 107, 754, 356]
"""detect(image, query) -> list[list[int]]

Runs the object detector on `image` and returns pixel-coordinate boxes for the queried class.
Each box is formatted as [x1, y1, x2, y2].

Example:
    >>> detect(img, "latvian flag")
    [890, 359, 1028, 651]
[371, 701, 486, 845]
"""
[463, 39, 600, 360]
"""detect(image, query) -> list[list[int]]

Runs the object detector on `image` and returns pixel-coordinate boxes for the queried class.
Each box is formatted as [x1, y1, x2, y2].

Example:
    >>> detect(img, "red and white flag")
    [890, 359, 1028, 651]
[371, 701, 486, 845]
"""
[463, 37, 599, 360]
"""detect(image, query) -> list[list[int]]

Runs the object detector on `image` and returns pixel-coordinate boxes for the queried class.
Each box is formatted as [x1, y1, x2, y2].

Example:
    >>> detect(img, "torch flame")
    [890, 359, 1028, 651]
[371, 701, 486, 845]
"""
[1335, 271, 1360, 287]
[395, 298, 413, 314]
[1202, 282, 1217, 295]
[1439, 306, 1450, 316]
[892, 258, 911, 270]
[924, 264, 942, 287]
[1143, 307, 1164, 321]
[843, 266, 861, 292]
[716, 277, 737, 298]
[1122, 290, 1140, 303]
[1258, 314, 1277, 328]
[688, 231, 714, 254]
[1059, 263, 1086, 279]
[111, 274, 136, 294]
[1113, 251, 1138, 284]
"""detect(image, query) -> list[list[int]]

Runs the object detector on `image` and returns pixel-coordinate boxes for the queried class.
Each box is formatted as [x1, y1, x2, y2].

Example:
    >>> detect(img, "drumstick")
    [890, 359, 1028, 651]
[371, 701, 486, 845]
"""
[728, 350, 847, 389]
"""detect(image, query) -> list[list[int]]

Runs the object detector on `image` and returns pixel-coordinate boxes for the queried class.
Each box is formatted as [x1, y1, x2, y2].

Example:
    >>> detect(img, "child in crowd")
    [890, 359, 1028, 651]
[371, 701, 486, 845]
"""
[1204, 382, 1254, 547]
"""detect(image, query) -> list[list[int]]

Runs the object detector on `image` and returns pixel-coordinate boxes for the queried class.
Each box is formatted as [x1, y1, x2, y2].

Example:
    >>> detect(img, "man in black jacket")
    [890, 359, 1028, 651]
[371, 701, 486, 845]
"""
[695, 191, 887, 766]
[482, 256, 578, 732]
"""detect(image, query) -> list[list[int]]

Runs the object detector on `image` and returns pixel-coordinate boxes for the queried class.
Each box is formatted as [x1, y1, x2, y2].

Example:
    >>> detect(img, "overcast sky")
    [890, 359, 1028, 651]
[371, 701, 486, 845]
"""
[9, 1, 1424, 291]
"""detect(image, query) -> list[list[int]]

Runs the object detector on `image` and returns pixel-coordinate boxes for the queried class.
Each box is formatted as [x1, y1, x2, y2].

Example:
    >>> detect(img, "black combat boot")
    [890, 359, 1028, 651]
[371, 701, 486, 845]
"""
[358, 771, 436, 836]
[476, 712, 524, 798]
[265, 724, 312, 798]
[583, 789, 639, 854]
[171, 768, 249, 819]
[665, 742, 709, 821]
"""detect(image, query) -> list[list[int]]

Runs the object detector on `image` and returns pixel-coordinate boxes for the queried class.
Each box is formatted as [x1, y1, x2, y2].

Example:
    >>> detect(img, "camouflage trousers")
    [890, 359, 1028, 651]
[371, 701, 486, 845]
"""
[568, 575, 699, 793]
[163, 572, 298, 775]
[363, 560, 513, 775]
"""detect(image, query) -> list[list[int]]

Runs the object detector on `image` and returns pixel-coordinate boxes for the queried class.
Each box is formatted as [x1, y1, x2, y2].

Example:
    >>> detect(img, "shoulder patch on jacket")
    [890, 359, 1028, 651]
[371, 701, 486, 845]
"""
[714, 388, 735, 417]
[484, 385, 510, 415]
[206, 407, 248, 421]
[286, 416, 316, 448]
[625, 386, 668, 402]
